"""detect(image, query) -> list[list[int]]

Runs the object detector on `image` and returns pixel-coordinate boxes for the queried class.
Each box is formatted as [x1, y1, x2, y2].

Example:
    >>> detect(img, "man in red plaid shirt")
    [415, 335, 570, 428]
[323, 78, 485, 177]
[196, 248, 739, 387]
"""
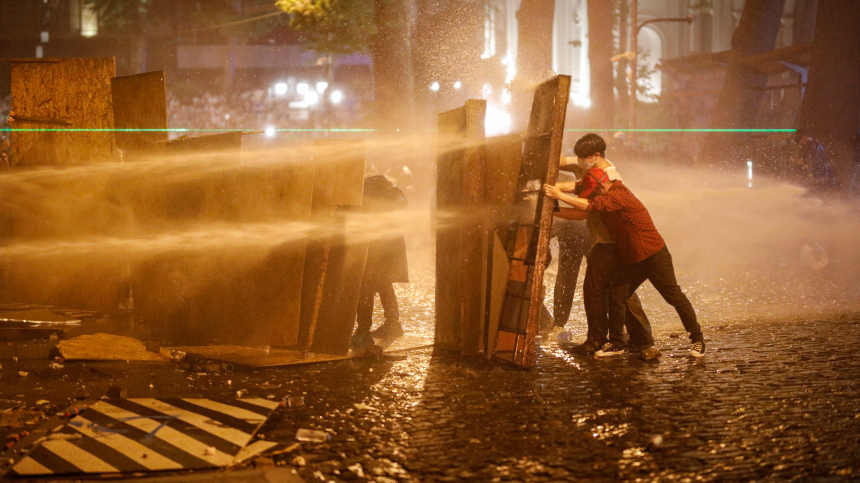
[544, 166, 706, 358]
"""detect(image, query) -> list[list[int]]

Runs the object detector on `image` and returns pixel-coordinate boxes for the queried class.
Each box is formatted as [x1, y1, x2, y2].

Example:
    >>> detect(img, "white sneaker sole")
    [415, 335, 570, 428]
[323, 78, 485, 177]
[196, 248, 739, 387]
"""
[690, 351, 705, 358]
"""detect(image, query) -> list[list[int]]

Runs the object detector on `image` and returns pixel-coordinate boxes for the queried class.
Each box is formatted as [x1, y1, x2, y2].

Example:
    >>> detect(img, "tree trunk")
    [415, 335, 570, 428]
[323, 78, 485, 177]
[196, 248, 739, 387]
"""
[587, 0, 615, 129]
[513, 0, 554, 130]
[700, 0, 785, 165]
[796, 0, 860, 191]
[615, 0, 629, 126]
[371, 0, 414, 129]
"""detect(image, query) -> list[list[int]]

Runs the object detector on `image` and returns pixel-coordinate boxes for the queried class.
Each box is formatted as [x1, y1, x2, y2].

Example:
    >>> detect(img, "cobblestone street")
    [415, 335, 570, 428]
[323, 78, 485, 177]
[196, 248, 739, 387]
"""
[3, 309, 859, 482]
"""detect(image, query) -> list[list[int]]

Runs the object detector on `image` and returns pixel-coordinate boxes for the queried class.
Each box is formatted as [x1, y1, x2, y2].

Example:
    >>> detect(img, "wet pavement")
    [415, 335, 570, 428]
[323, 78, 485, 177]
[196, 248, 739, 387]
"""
[2, 309, 860, 482]
[2, 251, 860, 481]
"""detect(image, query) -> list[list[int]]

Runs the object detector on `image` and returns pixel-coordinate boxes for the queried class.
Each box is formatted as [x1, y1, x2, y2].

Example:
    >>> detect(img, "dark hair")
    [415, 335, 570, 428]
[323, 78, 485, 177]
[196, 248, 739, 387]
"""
[574, 133, 606, 159]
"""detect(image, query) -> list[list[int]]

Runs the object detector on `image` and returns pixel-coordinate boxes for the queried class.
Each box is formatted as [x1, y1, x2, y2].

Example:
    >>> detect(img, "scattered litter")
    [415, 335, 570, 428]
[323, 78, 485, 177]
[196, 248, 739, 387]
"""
[270, 443, 300, 456]
[149, 383, 154, 388]
[35, 400, 50, 406]
[295, 428, 331, 442]
[353, 403, 376, 411]
[266, 394, 276, 400]
[647, 434, 664, 451]
[17, 371, 28, 377]
[237, 389, 248, 397]
[283, 396, 304, 408]
[64, 407, 86, 418]
[203, 446, 216, 456]
[292, 456, 307, 467]
[48, 362, 64, 369]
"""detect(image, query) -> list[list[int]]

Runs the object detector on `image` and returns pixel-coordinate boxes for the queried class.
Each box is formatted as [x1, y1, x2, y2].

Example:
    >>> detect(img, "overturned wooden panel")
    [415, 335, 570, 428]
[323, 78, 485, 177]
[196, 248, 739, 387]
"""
[8, 57, 116, 166]
[493, 75, 570, 368]
[170, 345, 350, 368]
[111, 71, 168, 160]
[298, 140, 367, 356]
[58, 333, 172, 361]
[435, 100, 486, 354]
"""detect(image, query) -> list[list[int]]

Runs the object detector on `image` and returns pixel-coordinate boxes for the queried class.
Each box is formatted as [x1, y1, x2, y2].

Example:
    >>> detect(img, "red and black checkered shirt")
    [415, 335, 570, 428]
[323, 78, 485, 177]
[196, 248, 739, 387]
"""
[588, 180, 666, 264]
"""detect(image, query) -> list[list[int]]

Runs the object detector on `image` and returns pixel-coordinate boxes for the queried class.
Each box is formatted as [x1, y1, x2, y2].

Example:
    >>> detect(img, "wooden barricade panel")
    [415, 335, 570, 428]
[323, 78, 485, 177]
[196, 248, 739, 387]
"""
[111, 71, 168, 160]
[298, 140, 367, 356]
[129, 142, 315, 347]
[6, 57, 116, 166]
[480, 134, 523, 357]
[435, 100, 486, 354]
[492, 75, 571, 368]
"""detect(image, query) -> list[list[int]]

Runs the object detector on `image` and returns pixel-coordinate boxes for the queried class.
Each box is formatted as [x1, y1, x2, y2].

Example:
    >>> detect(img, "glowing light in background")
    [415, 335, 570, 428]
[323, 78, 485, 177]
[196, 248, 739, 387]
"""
[501, 88, 511, 105]
[274, 82, 288, 96]
[502, 56, 515, 84]
[482, 83, 492, 99]
[747, 160, 753, 188]
[330, 90, 344, 104]
[429, 82, 440, 92]
[453, 81, 462, 90]
[264, 126, 276, 137]
[305, 91, 320, 105]
[485, 104, 511, 136]
[316, 82, 328, 93]
[296, 83, 309, 95]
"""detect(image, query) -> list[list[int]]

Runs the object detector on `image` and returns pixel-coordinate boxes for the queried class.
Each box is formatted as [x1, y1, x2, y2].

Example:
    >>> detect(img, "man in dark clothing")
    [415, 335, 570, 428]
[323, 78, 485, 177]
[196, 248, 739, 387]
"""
[544, 167, 705, 358]
[352, 175, 409, 347]
[792, 134, 836, 191]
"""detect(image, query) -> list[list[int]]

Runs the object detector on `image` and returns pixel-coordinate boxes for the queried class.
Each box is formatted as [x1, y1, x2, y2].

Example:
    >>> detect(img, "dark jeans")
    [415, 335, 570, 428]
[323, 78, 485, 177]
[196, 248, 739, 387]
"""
[552, 219, 590, 327]
[608, 246, 703, 345]
[584, 243, 653, 347]
[355, 281, 399, 335]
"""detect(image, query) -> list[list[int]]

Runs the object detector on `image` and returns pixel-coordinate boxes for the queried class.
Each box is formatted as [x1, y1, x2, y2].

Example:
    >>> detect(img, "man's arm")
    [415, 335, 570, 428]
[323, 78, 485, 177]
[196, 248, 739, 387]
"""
[556, 181, 578, 191]
[554, 207, 589, 221]
[543, 184, 590, 211]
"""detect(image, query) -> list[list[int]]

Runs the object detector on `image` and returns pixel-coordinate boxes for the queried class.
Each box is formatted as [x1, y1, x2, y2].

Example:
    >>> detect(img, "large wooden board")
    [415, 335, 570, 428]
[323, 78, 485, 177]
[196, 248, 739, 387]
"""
[111, 71, 168, 160]
[297, 140, 367, 355]
[6, 57, 116, 166]
[493, 75, 570, 368]
[435, 100, 486, 354]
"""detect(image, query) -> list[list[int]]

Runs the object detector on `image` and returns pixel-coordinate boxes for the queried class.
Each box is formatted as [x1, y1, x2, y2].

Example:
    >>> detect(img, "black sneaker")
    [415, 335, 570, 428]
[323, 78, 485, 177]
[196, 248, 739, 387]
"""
[351, 331, 372, 347]
[690, 341, 706, 358]
[594, 342, 625, 358]
[370, 323, 404, 340]
[568, 339, 602, 355]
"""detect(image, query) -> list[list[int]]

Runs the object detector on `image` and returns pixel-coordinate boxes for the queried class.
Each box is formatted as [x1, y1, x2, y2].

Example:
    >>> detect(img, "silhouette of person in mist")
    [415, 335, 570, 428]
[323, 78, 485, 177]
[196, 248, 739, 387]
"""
[792, 133, 835, 192]
[351, 175, 409, 347]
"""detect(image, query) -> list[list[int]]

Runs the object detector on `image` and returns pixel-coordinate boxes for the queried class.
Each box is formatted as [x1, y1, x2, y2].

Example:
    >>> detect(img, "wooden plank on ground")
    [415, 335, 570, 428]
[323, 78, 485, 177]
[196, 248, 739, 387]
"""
[492, 75, 570, 368]
[169, 345, 350, 367]
[58, 333, 172, 361]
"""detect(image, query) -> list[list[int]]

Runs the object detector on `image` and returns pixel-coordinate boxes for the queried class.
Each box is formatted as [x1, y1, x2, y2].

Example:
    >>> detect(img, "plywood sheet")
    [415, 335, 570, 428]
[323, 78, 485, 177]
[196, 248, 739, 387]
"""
[435, 100, 486, 354]
[298, 140, 367, 355]
[58, 333, 172, 361]
[169, 345, 349, 367]
[8, 58, 116, 166]
[111, 71, 168, 160]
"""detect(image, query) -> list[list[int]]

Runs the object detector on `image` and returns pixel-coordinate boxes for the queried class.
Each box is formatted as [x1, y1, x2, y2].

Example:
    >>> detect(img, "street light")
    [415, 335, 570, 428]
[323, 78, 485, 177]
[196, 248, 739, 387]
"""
[628, 5, 694, 131]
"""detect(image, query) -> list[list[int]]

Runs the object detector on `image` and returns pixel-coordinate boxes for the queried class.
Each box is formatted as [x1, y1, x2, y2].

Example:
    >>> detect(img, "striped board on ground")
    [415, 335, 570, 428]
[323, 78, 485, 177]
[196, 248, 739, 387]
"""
[7, 398, 280, 477]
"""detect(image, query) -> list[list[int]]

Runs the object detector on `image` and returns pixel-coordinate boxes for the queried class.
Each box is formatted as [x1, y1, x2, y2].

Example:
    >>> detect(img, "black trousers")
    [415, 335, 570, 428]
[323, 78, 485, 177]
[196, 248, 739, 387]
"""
[552, 219, 590, 327]
[583, 243, 653, 347]
[355, 281, 399, 335]
[608, 246, 702, 344]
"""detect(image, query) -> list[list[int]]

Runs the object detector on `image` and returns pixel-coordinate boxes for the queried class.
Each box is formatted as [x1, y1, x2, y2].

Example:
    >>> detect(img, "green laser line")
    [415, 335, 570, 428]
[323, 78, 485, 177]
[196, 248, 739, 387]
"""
[0, 128, 796, 133]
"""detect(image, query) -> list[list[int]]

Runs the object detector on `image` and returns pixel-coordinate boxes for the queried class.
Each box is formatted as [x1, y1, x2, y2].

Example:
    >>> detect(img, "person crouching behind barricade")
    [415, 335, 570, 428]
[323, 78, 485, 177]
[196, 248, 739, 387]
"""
[351, 175, 409, 347]
[543, 167, 706, 358]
